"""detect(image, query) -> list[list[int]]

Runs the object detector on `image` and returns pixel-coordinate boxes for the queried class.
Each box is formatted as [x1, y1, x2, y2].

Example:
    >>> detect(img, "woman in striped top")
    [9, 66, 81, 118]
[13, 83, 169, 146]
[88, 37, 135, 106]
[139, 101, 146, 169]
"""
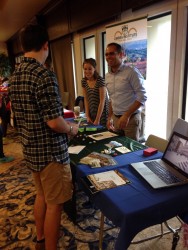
[81, 58, 108, 126]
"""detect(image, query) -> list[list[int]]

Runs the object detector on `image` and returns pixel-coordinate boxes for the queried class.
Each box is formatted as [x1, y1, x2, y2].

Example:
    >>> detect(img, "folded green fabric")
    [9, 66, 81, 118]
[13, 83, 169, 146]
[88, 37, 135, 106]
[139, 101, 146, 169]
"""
[78, 128, 85, 132]
[86, 127, 97, 131]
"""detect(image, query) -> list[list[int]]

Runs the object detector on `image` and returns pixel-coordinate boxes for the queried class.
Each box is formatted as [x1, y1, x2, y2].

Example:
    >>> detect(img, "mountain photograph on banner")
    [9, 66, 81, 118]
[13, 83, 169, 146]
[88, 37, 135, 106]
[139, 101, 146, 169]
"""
[106, 18, 147, 79]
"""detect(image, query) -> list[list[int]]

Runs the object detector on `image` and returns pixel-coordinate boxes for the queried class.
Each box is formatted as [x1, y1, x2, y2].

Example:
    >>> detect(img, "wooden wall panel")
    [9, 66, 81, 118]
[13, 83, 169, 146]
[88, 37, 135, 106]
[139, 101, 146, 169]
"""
[68, 0, 121, 32]
[122, 0, 166, 11]
[45, 1, 69, 41]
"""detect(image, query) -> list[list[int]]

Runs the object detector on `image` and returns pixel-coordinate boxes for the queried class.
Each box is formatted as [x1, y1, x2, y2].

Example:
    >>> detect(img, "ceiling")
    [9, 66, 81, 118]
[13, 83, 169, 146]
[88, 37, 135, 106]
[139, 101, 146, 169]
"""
[0, 0, 50, 42]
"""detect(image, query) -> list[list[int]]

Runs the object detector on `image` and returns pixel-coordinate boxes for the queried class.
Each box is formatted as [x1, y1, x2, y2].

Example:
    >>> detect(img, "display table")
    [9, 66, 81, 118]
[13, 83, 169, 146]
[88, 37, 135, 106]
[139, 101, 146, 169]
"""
[65, 125, 146, 222]
[69, 129, 146, 166]
[76, 150, 188, 250]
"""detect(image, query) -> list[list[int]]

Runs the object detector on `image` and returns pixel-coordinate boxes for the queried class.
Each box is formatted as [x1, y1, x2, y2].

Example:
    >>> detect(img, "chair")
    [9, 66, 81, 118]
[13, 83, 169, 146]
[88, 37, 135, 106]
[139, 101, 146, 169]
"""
[75, 96, 85, 112]
[145, 134, 168, 152]
[62, 92, 69, 109]
[170, 118, 188, 138]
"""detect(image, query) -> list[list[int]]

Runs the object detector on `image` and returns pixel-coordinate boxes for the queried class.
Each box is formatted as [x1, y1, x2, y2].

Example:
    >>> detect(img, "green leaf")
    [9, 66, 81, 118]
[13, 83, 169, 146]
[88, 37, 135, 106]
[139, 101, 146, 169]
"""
[0, 53, 12, 78]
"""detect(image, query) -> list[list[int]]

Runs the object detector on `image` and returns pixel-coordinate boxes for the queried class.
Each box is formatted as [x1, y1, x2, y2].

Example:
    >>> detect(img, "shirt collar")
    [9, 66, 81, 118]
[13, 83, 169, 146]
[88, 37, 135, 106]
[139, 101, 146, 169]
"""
[108, 62, 125, 73]
[22, 57, 41, 66]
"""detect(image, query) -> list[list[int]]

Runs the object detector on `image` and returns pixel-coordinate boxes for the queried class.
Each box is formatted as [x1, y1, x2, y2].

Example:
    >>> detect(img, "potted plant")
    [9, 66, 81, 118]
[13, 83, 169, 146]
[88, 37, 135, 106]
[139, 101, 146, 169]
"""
[0, 53, 12, 79]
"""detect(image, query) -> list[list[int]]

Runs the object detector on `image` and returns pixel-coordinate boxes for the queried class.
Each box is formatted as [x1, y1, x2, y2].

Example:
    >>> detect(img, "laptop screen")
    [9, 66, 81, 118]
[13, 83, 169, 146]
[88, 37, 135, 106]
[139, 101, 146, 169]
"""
[163, 132, 188, 175]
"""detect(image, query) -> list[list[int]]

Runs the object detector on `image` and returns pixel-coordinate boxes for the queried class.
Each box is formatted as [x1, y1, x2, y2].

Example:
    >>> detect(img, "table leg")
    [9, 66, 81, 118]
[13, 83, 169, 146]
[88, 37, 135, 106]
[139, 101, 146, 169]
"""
[99, 212, 104, 250]
[172, 231, 180, 250]
[132, 219, 182, 245]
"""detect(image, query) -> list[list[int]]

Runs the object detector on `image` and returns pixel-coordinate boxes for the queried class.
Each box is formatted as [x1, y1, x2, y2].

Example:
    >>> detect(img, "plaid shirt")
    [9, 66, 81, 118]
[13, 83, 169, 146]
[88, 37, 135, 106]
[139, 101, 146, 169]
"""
[9, 57, 70, 171]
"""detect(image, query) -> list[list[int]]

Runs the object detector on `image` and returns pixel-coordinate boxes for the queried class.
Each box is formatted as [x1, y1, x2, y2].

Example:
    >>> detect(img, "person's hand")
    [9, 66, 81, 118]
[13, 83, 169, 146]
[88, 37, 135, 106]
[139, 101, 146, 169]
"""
[87, 116, 93, 124]
[70, 124, 79, 136]
[117, 114, 130, 130]
[93, 119, 100, 125]
[107, 118, 115, 131]
[67, 123, 79, 137]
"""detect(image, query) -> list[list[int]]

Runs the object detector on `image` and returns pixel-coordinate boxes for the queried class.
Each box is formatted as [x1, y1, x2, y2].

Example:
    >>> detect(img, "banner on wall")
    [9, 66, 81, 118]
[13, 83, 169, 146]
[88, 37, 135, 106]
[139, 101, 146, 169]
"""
[106, 17, 147, 78]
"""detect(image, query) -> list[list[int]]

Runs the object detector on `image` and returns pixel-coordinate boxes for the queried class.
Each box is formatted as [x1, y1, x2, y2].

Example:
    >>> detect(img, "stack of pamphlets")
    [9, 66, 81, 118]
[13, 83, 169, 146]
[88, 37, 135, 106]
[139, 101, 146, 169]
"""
[79, 152, 117, 168]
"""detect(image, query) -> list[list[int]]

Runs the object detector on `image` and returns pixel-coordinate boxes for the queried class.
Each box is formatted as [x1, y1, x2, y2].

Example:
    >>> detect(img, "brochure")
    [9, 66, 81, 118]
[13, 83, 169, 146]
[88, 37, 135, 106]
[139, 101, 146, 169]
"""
[115, 146, 131, 154]
[88, 131, 118, 141]
[79, 152, 117, 168]
[81, 170, 130, 194]
[68, 145, 85, 154]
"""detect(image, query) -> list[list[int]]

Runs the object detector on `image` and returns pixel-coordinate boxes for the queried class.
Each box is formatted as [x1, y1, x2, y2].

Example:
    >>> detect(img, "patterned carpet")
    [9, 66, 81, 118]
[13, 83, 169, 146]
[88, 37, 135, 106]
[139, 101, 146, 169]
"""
[0, 159, 119, 250]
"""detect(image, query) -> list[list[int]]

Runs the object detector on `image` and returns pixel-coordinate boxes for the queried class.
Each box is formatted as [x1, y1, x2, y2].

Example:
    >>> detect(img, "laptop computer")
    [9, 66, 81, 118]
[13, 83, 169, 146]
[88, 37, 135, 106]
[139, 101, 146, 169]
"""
[131, 131, 188, 189]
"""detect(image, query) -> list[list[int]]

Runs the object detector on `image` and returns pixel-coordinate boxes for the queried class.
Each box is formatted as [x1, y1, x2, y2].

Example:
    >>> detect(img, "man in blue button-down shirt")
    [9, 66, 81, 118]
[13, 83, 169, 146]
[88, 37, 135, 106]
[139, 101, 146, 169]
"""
[105, 42, 147, 141]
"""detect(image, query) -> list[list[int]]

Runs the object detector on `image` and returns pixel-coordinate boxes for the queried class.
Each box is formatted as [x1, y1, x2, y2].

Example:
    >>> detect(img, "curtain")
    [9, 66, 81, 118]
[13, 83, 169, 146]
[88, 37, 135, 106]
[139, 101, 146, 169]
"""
[50, 35, 75, 110]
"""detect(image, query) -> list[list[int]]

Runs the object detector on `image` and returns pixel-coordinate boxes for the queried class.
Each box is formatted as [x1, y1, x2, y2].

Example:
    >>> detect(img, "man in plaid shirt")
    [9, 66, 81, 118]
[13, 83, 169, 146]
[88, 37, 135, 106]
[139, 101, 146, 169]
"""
[9, 24, 78, 250]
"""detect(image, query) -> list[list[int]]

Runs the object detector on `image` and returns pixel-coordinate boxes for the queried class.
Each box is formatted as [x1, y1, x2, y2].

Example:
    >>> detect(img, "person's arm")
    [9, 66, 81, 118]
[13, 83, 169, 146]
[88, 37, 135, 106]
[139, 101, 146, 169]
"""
[47, 116, 78, 136]
[82, 87, 92, 123]
[117, 68, 146, 130]
[93, 86, 106, 125]
[118, 100, 142, 130]
[106, 101, 113, 130]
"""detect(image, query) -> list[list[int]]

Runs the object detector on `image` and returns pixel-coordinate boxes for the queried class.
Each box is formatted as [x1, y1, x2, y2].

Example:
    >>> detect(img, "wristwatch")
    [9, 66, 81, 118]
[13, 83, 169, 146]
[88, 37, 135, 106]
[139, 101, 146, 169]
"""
[69, 126, 73, 135]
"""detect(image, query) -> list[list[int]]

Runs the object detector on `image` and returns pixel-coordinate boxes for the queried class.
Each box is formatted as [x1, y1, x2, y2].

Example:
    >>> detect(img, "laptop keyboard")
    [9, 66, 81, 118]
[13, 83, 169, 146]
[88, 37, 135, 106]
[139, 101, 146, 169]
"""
[144, 161, 182, 184]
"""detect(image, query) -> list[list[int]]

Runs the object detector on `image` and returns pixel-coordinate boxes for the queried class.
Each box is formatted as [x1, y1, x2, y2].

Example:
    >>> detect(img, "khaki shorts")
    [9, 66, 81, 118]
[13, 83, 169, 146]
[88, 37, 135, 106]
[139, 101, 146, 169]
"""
[32, 162, 73, 205]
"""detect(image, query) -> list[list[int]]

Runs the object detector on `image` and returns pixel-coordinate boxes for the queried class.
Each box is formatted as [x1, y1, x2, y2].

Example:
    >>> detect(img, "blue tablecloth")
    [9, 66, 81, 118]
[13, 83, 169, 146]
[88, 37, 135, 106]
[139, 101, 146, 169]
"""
[76, 150, 188, 250]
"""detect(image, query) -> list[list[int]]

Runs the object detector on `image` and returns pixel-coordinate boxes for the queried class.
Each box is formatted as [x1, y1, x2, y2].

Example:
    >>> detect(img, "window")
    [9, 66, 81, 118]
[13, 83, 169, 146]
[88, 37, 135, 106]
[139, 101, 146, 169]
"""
[145, 13, 171, 139]
[83, 35, 96, 60]
[182, 13, 188, 121]
[101, 31, 108, 77]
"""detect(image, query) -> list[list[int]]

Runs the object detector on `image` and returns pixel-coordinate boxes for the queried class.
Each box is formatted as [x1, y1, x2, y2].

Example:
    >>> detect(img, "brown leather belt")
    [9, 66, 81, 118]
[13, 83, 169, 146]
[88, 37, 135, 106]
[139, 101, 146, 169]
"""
[114, 114, 122, 118]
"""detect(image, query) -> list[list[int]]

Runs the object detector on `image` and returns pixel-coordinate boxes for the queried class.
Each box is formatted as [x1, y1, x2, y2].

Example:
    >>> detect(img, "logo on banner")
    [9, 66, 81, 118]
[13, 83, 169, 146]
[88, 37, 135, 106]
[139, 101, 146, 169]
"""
[114, 24, 137, 42]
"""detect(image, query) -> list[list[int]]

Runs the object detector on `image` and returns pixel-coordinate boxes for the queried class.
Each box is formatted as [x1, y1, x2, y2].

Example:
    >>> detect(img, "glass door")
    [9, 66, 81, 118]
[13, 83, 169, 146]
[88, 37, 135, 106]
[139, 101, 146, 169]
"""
[145, 13, 171, 139]
[182, 13, 188, 121]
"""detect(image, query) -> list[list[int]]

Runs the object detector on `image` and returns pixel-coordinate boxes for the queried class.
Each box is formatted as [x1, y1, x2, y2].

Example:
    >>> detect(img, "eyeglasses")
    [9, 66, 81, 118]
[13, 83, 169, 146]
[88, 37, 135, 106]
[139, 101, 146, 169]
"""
[105, 52, 118, 57]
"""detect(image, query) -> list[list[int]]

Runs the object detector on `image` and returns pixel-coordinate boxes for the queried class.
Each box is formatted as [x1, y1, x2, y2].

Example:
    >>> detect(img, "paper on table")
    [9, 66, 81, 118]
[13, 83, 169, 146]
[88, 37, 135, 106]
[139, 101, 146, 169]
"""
[79, 152, 117, 168]
[115, 146, 131, 154]
[90, 171, 126, 185]
[87, 170, 130, 191]
[88, 131, 118, 141]
[68, 145, 85, 154]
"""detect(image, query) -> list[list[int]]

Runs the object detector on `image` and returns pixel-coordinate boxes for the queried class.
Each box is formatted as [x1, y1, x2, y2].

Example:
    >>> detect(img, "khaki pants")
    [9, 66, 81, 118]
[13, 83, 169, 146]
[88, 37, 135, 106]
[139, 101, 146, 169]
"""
[112, 113, 142, 141]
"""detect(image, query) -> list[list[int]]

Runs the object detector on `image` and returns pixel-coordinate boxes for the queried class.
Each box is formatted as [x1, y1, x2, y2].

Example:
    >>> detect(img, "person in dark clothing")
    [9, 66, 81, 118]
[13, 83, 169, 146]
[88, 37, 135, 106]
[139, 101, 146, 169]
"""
[0, 93, 11, 137]
[0, 125, 14, 163]
[0, 78, 11, 137]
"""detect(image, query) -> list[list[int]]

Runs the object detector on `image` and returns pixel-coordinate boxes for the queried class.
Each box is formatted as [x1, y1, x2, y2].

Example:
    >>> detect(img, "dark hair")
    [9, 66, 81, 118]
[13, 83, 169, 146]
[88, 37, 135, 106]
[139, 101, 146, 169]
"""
[106, 42, 123, 53]
[75, 96, 85, 112]
[20, 24, 49, 52]
[2, 77, 9, 83]
[83, 58, 99, 79]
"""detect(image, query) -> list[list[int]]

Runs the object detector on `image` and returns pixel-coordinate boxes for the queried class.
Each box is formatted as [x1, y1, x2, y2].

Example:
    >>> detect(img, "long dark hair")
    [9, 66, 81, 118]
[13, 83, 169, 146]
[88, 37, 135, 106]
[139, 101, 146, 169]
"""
[83, 58, 99, 80]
